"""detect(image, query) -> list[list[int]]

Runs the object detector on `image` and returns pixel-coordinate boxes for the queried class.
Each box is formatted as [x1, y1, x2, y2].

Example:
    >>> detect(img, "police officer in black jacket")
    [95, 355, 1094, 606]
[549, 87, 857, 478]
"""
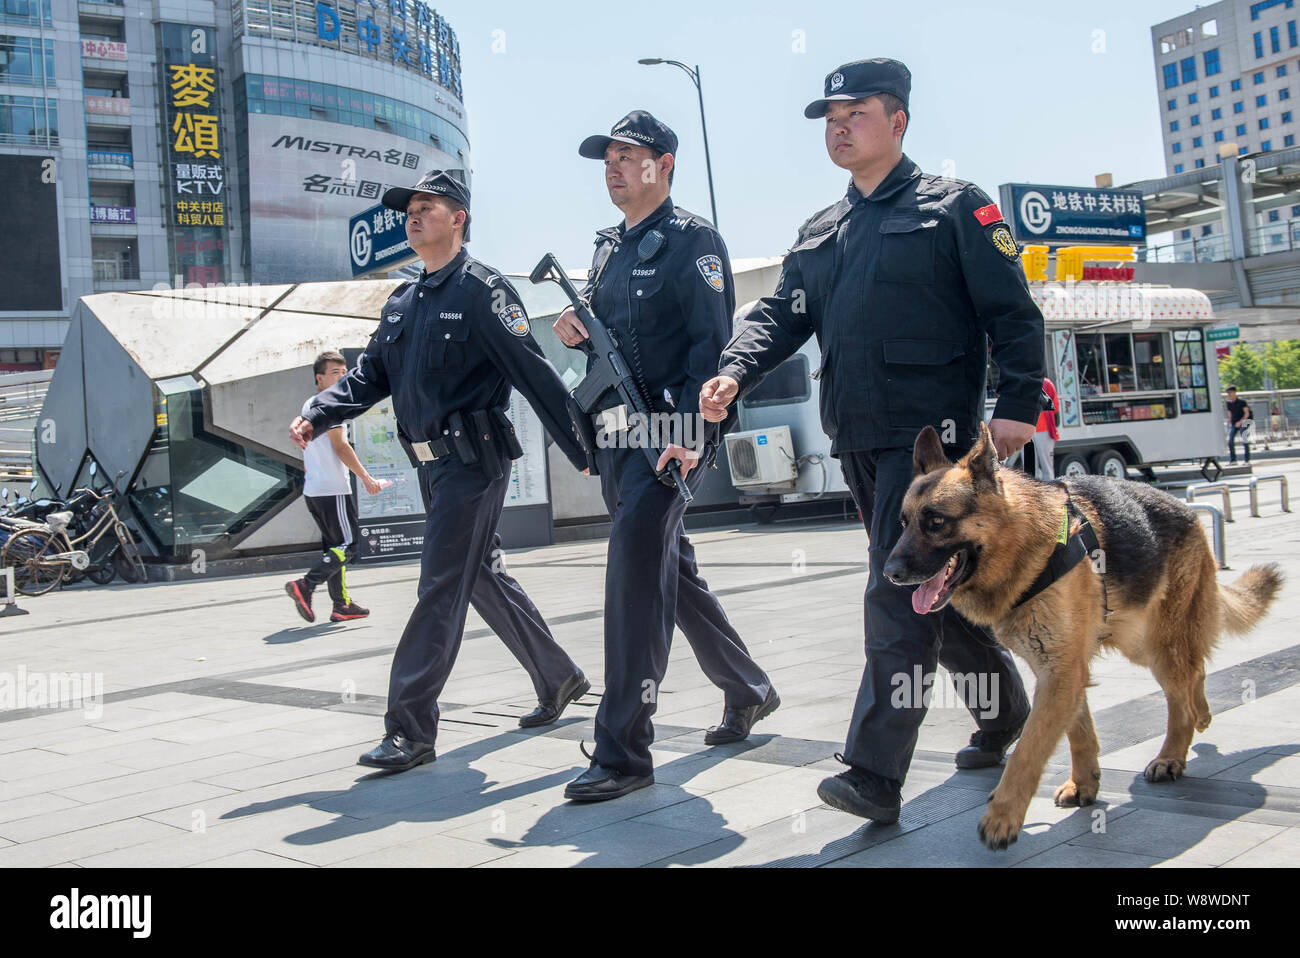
[289, 171, 592, 773]
[702, 60, 1039, 823]
[553, 112, 778, 801]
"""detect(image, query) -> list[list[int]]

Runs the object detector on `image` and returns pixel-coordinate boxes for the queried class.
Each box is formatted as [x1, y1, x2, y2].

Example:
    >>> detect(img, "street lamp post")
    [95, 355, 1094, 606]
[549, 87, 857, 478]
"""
[637, 58, 719, 228]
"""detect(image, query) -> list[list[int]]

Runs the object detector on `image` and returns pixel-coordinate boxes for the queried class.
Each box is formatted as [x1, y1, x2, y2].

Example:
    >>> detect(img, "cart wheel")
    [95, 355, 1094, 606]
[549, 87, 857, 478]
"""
[1, 529, 67, 596]
[1090, 449, 1128, 480]
[1057, 452, 1090, 479]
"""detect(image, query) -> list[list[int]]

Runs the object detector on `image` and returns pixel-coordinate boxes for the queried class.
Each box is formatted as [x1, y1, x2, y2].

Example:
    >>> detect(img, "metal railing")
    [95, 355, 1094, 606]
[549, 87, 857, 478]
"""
[1137, 235, 1232, 263]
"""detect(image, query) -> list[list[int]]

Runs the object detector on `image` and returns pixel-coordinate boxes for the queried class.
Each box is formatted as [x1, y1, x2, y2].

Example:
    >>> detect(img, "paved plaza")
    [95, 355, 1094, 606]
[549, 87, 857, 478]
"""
[1, 462, 1298, 868]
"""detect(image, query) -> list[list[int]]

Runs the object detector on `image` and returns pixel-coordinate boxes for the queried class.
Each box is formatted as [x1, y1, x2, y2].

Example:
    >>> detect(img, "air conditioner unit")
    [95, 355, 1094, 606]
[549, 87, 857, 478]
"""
[724, 426, 798, 489]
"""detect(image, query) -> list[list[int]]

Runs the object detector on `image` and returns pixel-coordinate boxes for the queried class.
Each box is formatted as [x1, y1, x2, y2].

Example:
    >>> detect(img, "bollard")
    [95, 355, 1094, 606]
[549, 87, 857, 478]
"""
[1248, 474, 1291, 518]
[1187, 503, 1228, 569]
[1186, 482, 1234, 522]
[0, 566, 29, 617]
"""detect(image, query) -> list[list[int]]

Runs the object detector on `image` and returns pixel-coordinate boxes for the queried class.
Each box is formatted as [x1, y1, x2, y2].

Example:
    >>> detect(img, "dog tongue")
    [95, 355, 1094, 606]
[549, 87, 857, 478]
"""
[912, 565, 948, 616]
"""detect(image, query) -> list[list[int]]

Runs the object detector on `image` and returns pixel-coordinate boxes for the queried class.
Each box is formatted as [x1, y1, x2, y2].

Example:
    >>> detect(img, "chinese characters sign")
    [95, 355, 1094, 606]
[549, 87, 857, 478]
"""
[159, 24, 228, 284]
[90, 205, 136, 224]
[1000, 183, 1147, 246]
[82, 39, 127, 61]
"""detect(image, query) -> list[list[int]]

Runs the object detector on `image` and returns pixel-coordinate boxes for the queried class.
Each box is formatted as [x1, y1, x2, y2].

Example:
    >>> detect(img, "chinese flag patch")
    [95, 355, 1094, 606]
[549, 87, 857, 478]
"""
[973, 203, 1003, 226]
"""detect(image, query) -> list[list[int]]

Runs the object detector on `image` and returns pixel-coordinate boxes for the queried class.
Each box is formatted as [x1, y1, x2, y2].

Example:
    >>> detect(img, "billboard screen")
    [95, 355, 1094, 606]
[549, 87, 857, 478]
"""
[247, 114, 455, 283]
[0, 155, 61, 311]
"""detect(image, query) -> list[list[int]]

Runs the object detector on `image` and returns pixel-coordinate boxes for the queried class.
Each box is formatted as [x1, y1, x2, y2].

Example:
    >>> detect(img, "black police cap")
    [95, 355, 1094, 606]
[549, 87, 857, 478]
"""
[804, 58, 911, 119]
[382, 170, 471, 239]
[579, 110, 679, 160]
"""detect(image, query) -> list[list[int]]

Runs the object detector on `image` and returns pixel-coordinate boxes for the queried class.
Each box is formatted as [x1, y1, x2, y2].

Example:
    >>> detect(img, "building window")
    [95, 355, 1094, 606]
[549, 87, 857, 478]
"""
[1204, 19, 1219, 37]
[1263, 138, 1273, 149]
[1195, 158, 1206, 168]
[1180, 229, 1192, 240]
[1272, 26, 1281, 53]
[1171, 119, 1180, 131]
[1204, 49, 1221, 77]
[1215, 130, 1225, 141]
[1193, 136, 1204, 147]
[1252, 0, 1296, 20]
[1292, 205, 1300, 215]
[1212, 107, 1222, 119]
[1285, 110, 1294, 121]
[0, 36, 54, 85]
[1287, 133, 1296, 145]
[1234, 101, 1245, 113]
[1174, 163, 1185, 173]
[1233, 78, 1243, 91]
[1291, 20, 1298, 47]
[1237, 123, 1248, 135]
[1163, 63, 1179, 88]
[1283, 88, 1293, 99]
[1258, 94, 1268, 106]
[0, 93, 57, 143]
[1240, 145, 1250, 155]
[1255, 71, 1266, 83]
[1202, 225, 1214, 236]
[1168, 98, 1178, 110]
[1191, 114, 1201, 125]
[1280, 64, 1290, 77]
[1172, 142, 1182, 153]
[1188, 92, 1199, 105]
[1181, 57, 1197, 83]
[1210, 85, 1220, 97]
[1262, 117, 1272, 129]
[1256, 32, 1265, 58]
[1270, 208, 1281, 221]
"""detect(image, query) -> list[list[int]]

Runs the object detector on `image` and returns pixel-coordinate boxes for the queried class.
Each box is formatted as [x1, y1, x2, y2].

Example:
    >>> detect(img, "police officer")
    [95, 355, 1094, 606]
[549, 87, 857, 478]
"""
[289, 171, 592, 772]
[702, 60, 1039, 823]
[553, 112, 778, 801]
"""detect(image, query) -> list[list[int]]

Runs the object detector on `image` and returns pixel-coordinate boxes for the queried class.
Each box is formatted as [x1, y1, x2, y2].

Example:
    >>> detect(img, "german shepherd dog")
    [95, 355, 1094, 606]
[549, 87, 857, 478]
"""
[883, 423, 1282, 850]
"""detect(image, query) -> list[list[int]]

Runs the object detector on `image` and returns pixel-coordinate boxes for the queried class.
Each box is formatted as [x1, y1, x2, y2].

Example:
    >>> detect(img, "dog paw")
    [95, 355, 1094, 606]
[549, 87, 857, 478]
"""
[1144, 757, 1185, 783]
[977, 805, 1023, 851]
[1053, 779, 1098, 807]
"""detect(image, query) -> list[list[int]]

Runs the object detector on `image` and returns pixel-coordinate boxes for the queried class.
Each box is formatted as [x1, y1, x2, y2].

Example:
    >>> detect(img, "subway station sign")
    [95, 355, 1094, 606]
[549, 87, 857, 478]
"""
[999, 183, 1146, 246]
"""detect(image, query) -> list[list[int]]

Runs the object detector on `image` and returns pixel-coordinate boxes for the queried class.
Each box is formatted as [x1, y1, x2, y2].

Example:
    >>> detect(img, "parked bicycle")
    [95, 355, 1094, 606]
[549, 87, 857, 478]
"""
[2, 465, 146, 595]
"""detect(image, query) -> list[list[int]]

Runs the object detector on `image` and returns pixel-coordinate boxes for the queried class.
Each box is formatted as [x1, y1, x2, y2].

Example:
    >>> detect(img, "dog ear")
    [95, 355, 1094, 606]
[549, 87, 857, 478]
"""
[912, 426, 949, 477]
[963, 422, 999, 491]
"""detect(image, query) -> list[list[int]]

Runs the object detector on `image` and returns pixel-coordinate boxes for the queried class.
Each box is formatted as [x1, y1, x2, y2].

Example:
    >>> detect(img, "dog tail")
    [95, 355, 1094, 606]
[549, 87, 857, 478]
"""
[1219, 563, 1284, 636]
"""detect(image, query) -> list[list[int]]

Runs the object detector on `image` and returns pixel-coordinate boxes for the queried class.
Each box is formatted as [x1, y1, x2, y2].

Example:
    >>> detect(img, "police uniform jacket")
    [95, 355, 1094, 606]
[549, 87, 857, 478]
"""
[304, 248, 588, 470]
[584, 197, 735, 451]
[718, 154, 1045, 454]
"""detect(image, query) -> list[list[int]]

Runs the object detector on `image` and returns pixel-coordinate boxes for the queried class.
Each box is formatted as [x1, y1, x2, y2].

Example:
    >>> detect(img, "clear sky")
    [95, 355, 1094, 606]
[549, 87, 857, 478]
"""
[447, 0, 1199, 272]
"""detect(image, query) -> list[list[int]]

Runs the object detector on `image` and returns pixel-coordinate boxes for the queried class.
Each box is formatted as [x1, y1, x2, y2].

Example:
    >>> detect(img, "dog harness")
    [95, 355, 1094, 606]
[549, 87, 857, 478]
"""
[1010, 498, 1102, 609]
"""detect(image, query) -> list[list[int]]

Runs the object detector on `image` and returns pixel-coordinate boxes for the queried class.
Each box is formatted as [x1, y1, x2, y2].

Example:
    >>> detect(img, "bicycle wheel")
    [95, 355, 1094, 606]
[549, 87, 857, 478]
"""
[115, 525, 147, 584]
[1, 528, 67, 596]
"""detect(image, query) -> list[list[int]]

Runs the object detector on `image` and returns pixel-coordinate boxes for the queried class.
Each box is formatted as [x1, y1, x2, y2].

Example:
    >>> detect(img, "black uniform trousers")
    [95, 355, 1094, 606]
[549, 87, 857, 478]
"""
[303, 493, 359, 606]
[593, 444, 772, 778]
[385, 458, 581, 744]
[839, 447, 1030, 783]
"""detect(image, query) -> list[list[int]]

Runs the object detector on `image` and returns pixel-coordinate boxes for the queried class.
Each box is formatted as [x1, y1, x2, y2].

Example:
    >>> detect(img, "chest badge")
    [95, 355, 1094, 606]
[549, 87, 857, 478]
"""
[498, 303, 531, 338]
[696, 255, 725, 293]
[988, 225, 1020, 261]
[386, 312, 403, 324]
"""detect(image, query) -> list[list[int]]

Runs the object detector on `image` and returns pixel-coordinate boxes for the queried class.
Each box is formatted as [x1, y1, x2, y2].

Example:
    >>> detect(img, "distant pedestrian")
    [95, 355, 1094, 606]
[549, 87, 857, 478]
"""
[285, 350, 381, 624]
[1033, 376, 1060, 479]
[1225, 385, 1253, 465]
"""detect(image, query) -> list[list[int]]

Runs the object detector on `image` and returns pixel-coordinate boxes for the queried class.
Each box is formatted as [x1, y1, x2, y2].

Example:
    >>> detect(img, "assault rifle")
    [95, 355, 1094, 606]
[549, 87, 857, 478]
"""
[529, 252, 692, 503]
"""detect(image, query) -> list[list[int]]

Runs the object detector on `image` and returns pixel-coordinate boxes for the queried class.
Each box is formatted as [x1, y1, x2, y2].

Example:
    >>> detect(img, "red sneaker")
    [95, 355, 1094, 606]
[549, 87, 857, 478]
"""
[285, 579, 315, 622]
[330, 602, 369, 622]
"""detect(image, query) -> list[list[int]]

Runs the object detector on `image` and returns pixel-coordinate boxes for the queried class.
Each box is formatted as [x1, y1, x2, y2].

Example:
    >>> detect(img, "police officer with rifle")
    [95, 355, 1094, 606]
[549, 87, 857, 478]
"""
[548, 112, 778, 802]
